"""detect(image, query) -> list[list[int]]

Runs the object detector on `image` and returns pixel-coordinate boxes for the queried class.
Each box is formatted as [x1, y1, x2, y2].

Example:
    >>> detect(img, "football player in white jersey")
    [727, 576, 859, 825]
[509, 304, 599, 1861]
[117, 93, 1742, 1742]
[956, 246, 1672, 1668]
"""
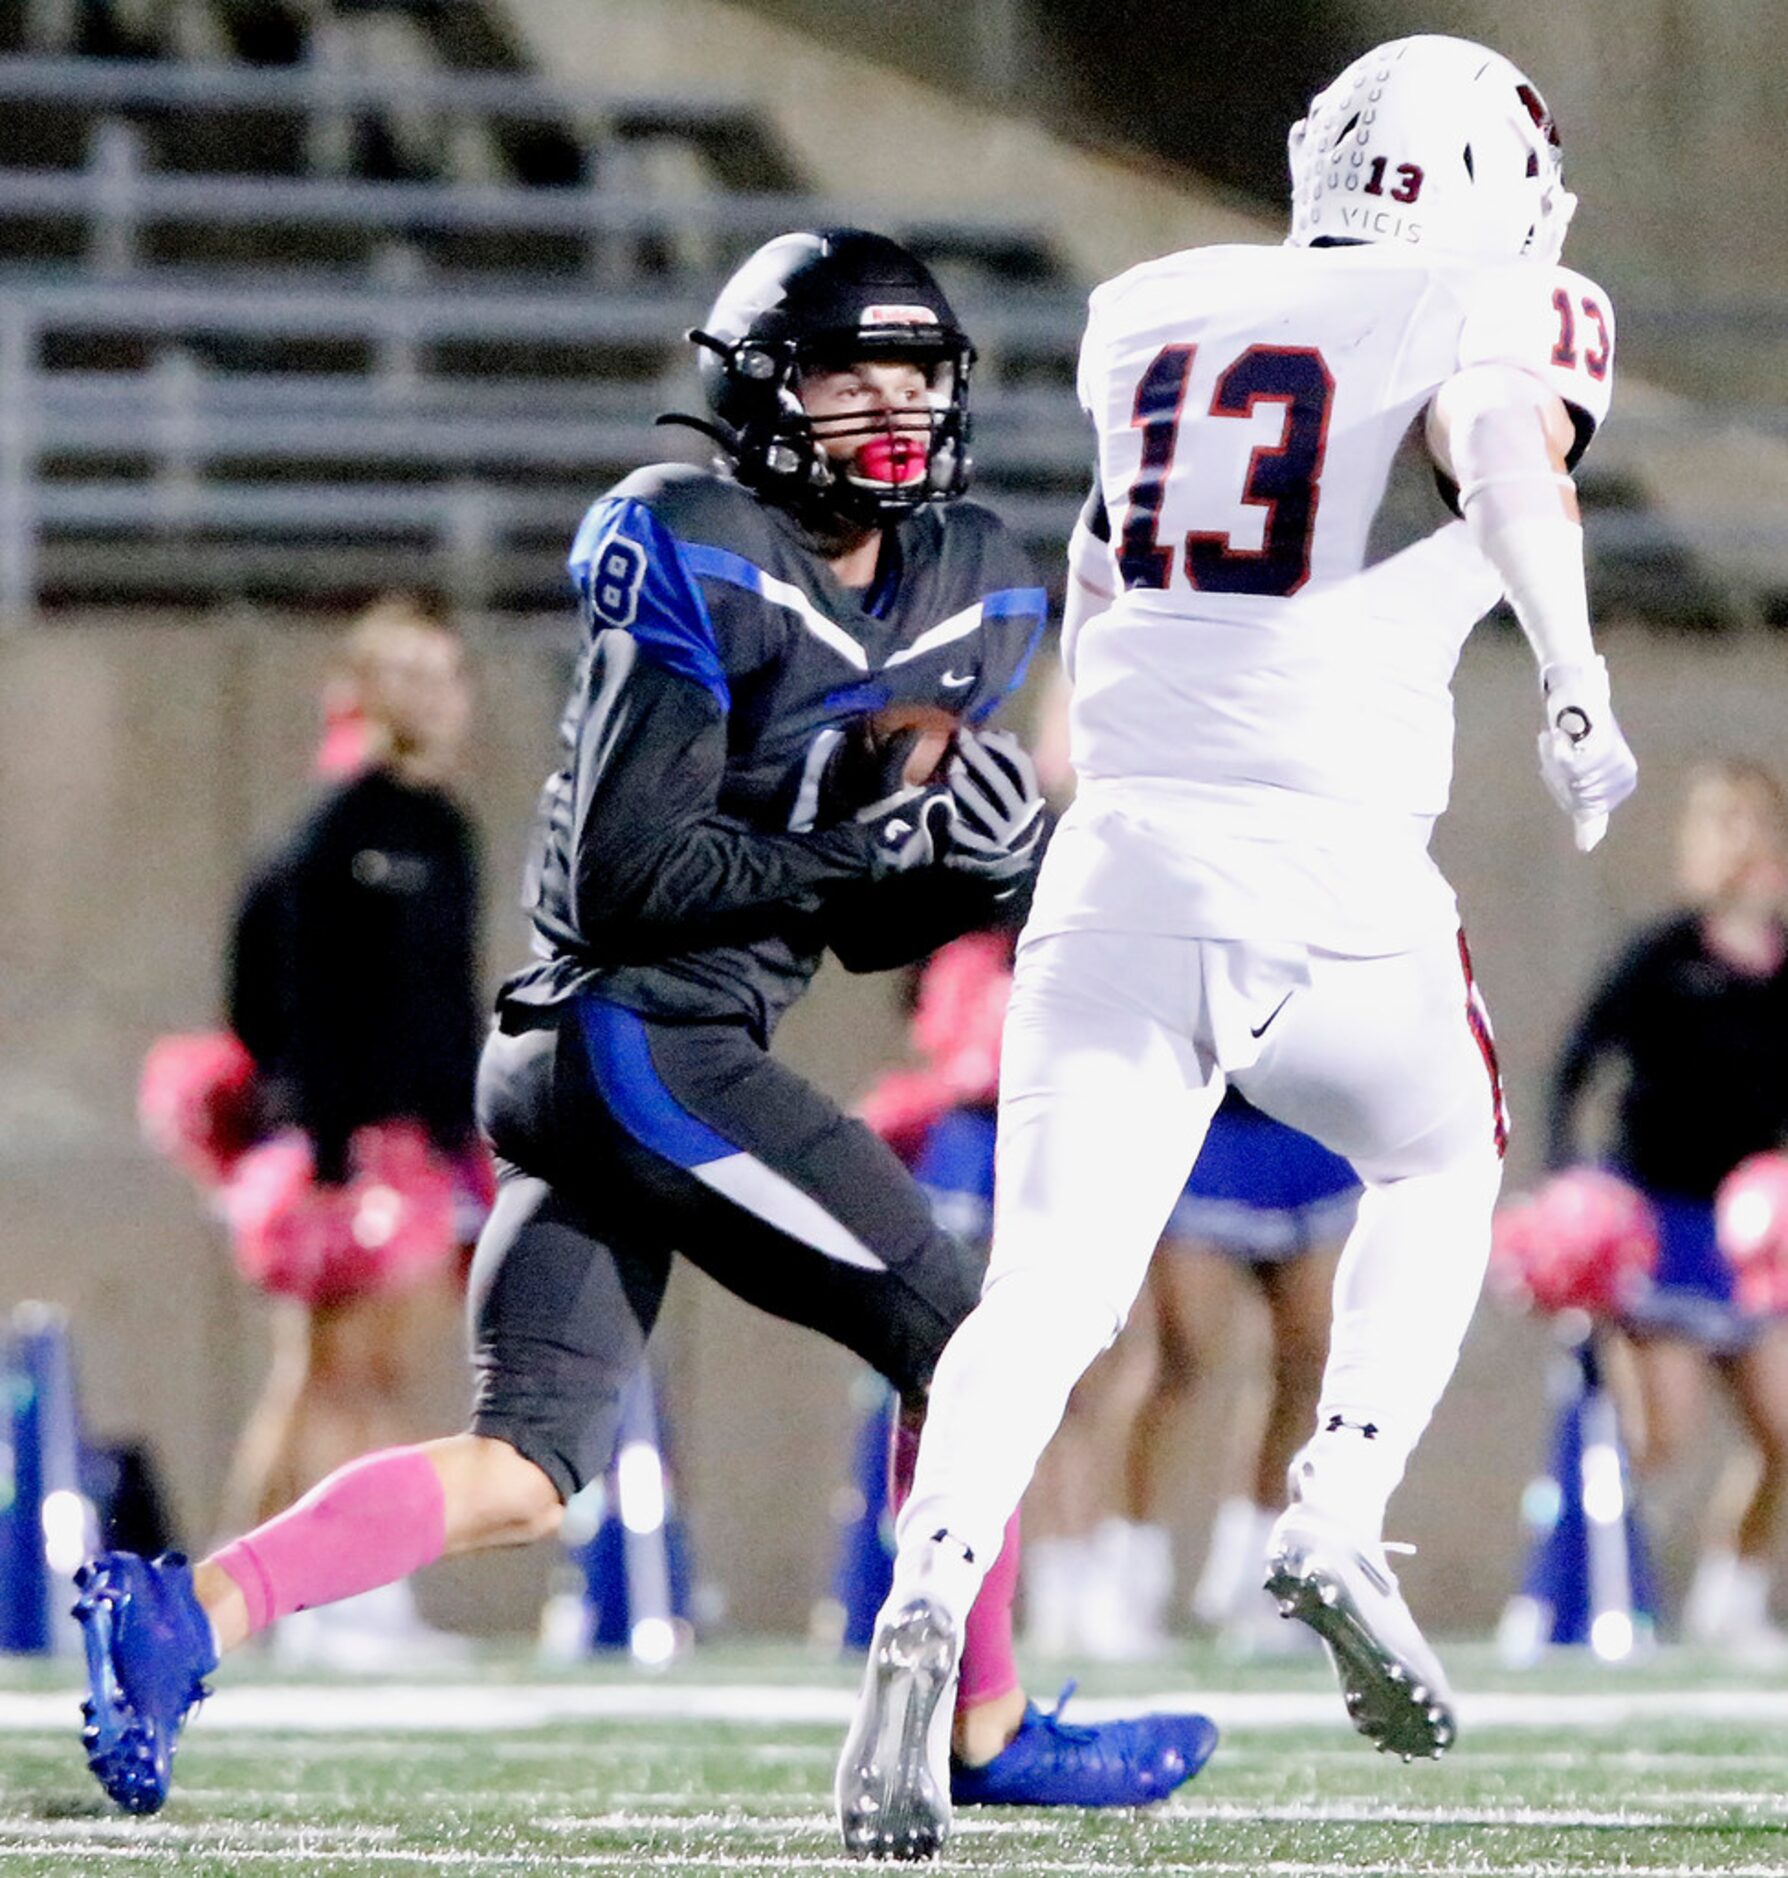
[836, 34, 1639, 1858]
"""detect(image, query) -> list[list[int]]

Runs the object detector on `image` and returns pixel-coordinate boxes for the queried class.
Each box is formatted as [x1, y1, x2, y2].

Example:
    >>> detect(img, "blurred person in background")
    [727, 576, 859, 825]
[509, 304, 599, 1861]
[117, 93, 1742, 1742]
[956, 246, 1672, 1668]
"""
[1549, 758, 1788, 1653]
[77, 230, 1213, 1824]
[220, 598, 486, 1667]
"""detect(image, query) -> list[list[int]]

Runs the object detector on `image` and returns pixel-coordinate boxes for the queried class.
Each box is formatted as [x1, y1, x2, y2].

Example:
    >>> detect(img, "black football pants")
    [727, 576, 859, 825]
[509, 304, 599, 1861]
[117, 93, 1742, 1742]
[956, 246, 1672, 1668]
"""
[468, 994, 982, 1500]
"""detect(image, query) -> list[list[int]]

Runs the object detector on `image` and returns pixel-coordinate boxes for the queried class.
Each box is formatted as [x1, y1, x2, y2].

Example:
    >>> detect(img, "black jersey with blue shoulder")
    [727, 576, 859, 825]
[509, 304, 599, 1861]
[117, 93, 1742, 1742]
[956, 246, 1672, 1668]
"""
[503, 463, 1046, 1040]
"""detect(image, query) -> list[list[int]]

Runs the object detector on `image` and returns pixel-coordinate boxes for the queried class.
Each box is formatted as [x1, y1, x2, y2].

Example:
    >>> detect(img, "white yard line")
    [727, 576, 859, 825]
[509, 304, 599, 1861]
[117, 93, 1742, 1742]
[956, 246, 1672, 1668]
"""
[11, 1680, 1788, 1734]
[2, 1846, 1787, 1878]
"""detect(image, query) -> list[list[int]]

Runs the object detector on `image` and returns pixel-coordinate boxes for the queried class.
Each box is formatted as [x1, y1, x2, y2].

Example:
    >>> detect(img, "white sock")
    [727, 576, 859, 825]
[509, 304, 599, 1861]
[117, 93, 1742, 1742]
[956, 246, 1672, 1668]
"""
[894, 1267, 1124, 1595]
[1114, 1518, 1175, 1618]
[1292, 1155, 1501, 1539]
[884, 1528, 983, 1641]
[1242, 1502, 1280, 1590]
[1727, 1557, 1772, 1635]
[1683, 1549, 1737, 1642]
[1191, 1498, 1260, 1628]
[1074, 1517, 1173, 1660]
[1021, 1535, 1084, 1654]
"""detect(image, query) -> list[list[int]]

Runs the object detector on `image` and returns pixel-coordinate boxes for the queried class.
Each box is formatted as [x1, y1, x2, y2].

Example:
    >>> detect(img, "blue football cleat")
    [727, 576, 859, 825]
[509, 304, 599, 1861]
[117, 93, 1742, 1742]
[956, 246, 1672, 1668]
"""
[949, 1682, 1218, 1808]
[73, 1550, 218, 1814]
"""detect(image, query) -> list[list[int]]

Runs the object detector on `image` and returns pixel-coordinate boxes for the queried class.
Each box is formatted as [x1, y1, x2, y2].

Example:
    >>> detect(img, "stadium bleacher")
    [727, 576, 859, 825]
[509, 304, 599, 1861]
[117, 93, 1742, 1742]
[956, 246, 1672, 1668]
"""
[0, 2, 1771, 625]
[0, 0, 1093, 619]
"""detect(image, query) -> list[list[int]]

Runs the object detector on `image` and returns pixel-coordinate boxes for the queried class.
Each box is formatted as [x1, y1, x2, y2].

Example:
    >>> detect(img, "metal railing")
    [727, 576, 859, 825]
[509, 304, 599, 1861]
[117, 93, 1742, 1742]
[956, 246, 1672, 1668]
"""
[0, 52, 745, 121]
[0, 272, 1089, 616]
[0, 52, 1781, 623]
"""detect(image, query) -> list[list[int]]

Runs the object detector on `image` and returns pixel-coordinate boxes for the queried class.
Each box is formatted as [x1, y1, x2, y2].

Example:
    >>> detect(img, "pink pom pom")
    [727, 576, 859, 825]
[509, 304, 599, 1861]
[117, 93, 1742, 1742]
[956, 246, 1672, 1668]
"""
[222, 1121, 461, 1307]
[911, 933, 1013, 1107]
[1491, 1167, 1660, 1317]
[1717, 1152, 1788, 1316]
[138, 1031, 260, 1188]
[857, 1067, 957, 1169]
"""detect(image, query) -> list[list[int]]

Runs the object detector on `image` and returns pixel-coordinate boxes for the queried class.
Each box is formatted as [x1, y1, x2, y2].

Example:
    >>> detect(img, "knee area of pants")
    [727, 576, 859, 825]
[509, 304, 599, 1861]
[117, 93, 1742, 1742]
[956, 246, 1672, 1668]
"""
[1359, 1137, 1503, 1206]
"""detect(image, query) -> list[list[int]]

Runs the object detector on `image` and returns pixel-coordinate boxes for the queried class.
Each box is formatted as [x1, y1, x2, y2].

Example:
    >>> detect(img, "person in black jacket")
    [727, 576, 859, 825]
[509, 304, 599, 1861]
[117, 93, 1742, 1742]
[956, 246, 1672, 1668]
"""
[77, 231, 1215, 1823]
[218, 598, 482, 1662]
[1549, 758, 1788, 1650]
[231, 602, 481, 1195]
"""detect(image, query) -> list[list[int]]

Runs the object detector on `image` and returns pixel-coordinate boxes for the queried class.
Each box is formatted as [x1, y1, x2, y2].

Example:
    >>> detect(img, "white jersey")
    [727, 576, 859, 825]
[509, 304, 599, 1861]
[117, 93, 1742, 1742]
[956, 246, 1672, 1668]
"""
[1037, 240, 1614, 957]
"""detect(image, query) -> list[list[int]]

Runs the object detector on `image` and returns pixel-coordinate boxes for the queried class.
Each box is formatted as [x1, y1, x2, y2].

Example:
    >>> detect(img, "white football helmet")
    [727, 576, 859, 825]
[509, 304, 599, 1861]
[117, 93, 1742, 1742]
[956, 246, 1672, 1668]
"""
[1287, 35, 1576, 265]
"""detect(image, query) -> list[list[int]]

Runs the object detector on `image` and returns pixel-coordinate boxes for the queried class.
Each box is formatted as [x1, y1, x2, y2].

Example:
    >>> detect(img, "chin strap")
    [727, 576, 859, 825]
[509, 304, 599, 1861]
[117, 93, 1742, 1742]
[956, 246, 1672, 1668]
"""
[653, 410, 742, 456]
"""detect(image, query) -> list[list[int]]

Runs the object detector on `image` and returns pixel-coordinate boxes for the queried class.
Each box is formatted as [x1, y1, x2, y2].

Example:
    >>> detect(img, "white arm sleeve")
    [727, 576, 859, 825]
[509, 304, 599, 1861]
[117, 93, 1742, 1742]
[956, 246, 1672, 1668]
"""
[1426, 361, 1592, 678]
[1428, 362, 1635, 850]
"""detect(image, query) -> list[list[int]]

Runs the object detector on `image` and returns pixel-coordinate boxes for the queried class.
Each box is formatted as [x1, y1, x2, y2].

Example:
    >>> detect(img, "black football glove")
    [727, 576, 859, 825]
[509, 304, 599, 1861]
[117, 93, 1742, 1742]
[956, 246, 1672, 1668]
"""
[856, 784, 957, 879]
[810, 711, 954, 829]
[941, 729, 1045, 881]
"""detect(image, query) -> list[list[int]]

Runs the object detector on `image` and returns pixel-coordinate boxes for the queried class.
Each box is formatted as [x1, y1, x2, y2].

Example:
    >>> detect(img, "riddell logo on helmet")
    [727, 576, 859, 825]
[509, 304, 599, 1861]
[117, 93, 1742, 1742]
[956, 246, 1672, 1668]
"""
[861, 304, 939, 325]
[1338, 205, 1423, 243]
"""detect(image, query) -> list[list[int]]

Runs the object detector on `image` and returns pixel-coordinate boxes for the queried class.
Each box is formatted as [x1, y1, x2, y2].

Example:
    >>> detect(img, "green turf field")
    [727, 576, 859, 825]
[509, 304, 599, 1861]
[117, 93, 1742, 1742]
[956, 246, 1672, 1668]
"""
[6, 1642, 1788, 1875]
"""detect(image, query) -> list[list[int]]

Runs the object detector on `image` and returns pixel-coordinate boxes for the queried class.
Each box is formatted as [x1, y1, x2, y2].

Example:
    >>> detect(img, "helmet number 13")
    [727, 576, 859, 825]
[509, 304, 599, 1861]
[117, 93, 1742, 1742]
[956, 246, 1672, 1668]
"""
[1118, 342, 1335, 598]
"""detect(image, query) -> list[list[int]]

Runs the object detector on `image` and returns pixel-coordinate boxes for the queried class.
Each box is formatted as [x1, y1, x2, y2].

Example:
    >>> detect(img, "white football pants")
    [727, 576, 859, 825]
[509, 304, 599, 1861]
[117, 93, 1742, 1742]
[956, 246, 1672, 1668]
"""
[892, 923, 1506, 1604]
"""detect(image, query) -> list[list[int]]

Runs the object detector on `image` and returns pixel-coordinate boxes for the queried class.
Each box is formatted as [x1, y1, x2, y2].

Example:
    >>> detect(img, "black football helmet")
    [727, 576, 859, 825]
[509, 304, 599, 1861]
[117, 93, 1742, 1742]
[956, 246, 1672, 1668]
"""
[672, 229, 975, 528]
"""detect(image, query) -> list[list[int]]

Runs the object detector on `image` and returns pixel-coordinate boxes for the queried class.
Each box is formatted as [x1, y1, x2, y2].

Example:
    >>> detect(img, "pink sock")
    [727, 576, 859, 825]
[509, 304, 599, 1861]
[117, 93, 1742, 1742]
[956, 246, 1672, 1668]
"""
[209, 1446, 447, 1637]
[889, 1408, 922, 1508]
[887, 1407, 1021, 1715]
[956, 1511, 1022, 1713]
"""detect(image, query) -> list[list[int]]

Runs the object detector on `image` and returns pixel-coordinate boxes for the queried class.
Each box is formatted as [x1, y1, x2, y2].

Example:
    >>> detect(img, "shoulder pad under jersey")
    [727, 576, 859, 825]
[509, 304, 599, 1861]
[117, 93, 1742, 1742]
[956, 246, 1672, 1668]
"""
[1456, 263, 1614, 466]
[602, 463, 771, 552]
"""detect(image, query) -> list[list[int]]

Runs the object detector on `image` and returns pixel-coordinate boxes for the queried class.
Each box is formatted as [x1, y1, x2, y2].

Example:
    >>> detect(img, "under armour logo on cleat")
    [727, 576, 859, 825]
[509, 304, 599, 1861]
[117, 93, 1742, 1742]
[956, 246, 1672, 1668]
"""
[1326, 1414, 1379, 1439]
[928, 1529, 975, 1564]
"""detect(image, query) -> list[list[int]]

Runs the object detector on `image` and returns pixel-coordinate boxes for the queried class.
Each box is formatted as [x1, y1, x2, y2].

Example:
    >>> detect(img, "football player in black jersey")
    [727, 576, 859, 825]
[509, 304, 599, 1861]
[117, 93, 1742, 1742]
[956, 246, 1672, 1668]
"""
[76, 230, 1216, 1828]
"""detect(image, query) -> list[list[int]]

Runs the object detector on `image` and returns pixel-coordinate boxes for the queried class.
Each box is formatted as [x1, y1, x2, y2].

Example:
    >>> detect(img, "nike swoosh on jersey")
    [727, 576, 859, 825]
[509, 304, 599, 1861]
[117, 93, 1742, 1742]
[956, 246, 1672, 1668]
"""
[1250, 991, 1294, 1039]
[940, 668, 976, 689]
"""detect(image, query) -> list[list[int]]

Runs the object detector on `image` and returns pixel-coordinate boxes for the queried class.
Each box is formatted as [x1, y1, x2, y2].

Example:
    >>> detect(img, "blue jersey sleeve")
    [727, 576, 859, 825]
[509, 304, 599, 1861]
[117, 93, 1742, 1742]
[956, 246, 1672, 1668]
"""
[568, 496, 729, 709]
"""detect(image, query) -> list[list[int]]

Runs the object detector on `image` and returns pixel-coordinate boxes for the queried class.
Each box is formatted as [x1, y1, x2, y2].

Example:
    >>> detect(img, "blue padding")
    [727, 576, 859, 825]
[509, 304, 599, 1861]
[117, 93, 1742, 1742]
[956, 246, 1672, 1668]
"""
[970, 587, 1047, 724]
[678, 541, 766, 596]
[578, 999, 737, 1170]
[1185, 1101, 1357, 1209]
[568, 498, 729, 709]
[825, 680, 893, 715]
[981, 585, 1048, 622]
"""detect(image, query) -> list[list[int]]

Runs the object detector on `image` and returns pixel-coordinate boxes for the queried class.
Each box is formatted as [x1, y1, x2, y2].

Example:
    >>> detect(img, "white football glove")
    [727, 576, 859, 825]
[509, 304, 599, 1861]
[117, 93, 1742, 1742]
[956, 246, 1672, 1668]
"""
[1537, 656, 1637, 852]
[942, 729, 1046, 882]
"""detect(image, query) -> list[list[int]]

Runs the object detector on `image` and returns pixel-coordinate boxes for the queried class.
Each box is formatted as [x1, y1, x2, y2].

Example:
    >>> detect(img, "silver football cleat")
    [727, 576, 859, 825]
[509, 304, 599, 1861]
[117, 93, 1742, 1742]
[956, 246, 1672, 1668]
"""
[1264, 1507, 1457, 1760]
[835, 1596, 960, 1861]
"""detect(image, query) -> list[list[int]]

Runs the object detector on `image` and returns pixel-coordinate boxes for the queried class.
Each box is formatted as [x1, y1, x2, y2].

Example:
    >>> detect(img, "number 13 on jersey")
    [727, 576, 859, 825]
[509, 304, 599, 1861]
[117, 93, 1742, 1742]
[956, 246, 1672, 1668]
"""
[1118, 343, 1334, 599]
